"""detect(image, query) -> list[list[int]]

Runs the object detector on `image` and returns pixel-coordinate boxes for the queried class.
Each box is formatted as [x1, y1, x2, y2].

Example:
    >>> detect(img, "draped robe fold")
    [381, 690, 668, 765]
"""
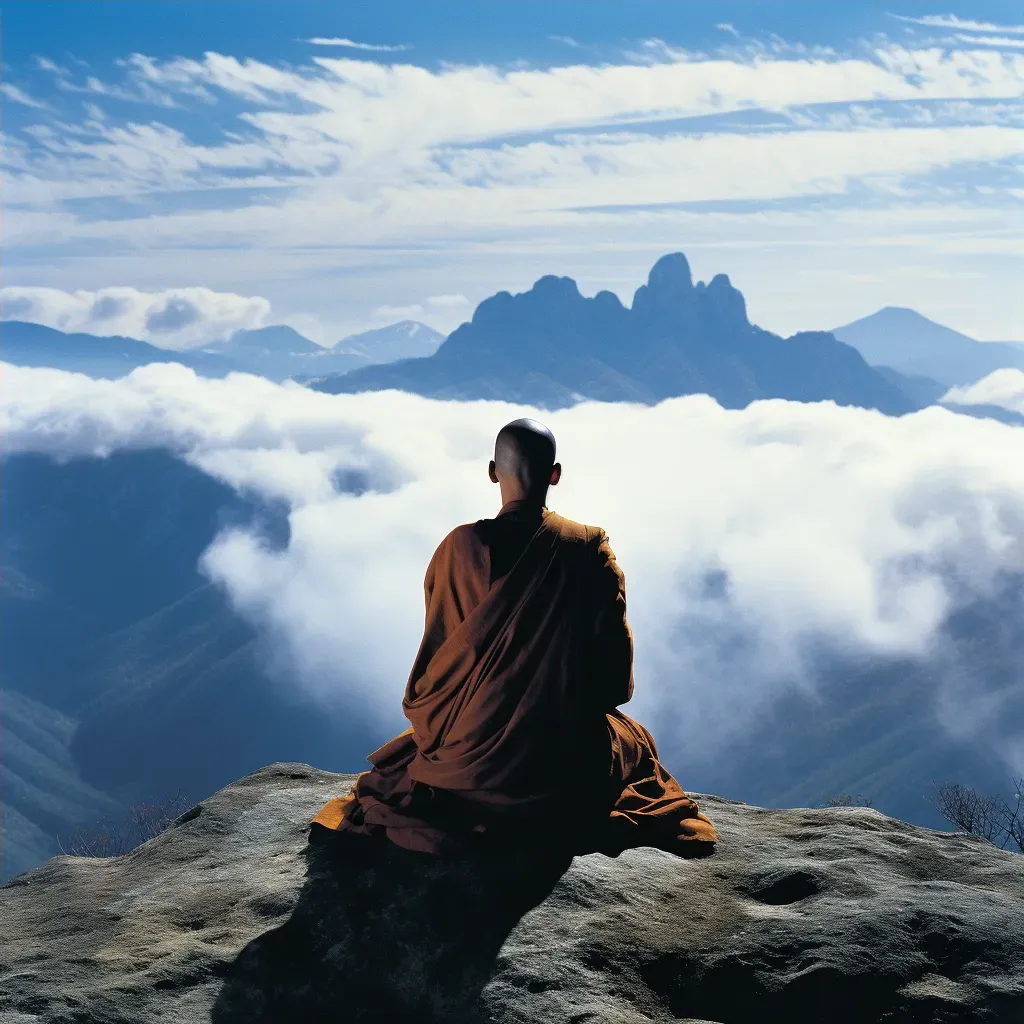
[312, 503, 716, 857]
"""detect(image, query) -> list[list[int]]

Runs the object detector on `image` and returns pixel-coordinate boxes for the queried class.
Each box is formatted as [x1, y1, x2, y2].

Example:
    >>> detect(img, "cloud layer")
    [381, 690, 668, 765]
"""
[3, 21, 1023, 339]
[10, 44, 1024, 229]
[944, 368, 1024, 413]
[3, 362, 1023, 772]
[0, 286, 270, 348]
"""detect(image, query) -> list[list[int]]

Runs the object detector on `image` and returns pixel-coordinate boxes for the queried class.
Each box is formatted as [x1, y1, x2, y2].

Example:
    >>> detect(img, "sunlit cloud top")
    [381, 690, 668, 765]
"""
[4, 361, 1024, 774]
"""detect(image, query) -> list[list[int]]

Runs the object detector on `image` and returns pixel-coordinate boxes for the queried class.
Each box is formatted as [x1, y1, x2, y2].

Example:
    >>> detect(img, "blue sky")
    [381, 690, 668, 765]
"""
[1, 1, 1022, 347]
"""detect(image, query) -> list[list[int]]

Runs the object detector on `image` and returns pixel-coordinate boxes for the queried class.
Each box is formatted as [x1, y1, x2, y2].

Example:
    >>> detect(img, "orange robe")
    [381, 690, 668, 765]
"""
[312, 501, 716, 857]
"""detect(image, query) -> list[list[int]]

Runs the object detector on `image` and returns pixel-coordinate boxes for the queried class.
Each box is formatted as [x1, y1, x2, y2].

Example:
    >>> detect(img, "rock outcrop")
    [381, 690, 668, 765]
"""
[2, 763, 1022, 1023]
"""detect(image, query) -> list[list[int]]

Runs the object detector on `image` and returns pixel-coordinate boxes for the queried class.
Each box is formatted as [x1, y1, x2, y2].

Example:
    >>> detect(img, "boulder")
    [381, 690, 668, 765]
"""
[1, 763, 1021, 1023]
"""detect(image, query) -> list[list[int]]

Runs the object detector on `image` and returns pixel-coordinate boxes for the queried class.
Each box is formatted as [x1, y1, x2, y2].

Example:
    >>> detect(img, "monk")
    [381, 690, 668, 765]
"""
[311, 418, 716, 858]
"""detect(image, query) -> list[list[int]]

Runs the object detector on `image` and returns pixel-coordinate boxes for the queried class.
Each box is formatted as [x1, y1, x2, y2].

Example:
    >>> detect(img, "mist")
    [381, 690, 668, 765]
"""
[4, 362, 1024, 778]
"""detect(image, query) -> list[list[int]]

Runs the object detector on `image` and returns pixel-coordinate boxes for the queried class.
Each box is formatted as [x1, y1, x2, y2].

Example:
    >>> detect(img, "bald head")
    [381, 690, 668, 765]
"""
[489, 418, 561, 505]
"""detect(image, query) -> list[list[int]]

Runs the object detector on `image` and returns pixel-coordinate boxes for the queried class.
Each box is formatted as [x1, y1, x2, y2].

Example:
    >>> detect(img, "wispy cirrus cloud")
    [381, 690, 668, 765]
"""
[5, 122, 1022, 251]
[33, 54, 183, 107]
[954, 34, 1024, 48]
[34, 55, 70, 75]
[304, 37, 411, 52]
[891, 13, 1024, 35]
[1, 83, 49, 109]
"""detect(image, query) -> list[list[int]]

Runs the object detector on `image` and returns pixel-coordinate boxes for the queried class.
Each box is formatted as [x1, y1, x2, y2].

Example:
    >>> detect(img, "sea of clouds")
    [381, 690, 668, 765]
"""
[3, 362, 1024, 772]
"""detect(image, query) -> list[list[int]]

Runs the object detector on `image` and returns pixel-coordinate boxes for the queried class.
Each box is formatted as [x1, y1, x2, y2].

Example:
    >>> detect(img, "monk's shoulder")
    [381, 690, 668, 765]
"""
[427, 522, 482, 564]
[543, 510, 608, 551]
[440, 521, 484, 553]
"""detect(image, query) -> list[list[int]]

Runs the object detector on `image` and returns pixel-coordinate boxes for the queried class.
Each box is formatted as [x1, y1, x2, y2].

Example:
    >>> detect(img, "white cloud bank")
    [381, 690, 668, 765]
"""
[3, 362, 1023, 772]
[943, 368, 1024, 412]
[0, 285, 270, 348]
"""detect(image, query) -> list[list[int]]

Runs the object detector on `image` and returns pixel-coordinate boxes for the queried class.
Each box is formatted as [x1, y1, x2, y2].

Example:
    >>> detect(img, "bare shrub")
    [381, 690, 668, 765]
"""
[59, 792, 192, 858]
[996, 778, 1023, 853]
[825, 794, 873, 808]
[930, 779, 1023, 852]
[58, 816, 136, 858]
[128, 793, 193, 844]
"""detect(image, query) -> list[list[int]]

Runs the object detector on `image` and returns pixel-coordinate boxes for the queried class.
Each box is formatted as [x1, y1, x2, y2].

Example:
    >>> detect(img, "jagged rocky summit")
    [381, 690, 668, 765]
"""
[311, 253, 914, 414]
[2, 764, 1021, 1023]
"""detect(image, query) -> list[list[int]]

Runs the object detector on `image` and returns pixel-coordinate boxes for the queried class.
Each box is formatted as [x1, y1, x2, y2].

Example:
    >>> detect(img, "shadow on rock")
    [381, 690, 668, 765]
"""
[211, 828, 573, 1023]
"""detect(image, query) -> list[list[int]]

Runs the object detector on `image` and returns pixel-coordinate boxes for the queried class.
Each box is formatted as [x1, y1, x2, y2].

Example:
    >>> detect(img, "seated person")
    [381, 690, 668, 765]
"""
[312, 418, 716, 858]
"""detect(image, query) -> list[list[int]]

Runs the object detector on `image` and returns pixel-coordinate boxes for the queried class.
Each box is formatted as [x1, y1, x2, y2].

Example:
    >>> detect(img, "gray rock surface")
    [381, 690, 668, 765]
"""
[1, 763, 1022, 1024]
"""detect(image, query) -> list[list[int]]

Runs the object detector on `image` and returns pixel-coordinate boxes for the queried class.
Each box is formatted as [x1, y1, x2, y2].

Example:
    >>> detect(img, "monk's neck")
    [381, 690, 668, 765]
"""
[498, 497, 547, 518]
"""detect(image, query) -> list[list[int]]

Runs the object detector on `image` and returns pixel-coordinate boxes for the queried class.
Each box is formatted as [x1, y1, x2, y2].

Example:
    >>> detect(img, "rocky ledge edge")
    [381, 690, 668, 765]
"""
[1, 762, 1022, 1024]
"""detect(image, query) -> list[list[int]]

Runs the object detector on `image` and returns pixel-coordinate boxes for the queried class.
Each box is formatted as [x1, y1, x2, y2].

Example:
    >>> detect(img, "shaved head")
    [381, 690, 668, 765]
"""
[489, 418, 560, 504]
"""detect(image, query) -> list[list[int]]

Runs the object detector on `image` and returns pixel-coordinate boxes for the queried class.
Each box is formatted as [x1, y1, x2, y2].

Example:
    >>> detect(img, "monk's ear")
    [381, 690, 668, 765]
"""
[488, 460, 499, 484]
[550, 463, 562, 486]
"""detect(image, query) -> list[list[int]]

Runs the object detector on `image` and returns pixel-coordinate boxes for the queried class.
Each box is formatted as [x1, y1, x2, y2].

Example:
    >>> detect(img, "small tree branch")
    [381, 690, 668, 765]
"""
[930, 782, 1004, 845]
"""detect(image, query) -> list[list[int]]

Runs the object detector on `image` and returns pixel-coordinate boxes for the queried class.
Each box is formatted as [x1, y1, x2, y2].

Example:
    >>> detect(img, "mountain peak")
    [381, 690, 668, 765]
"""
[701, 272, 748, 328]
[216, 325, 323, 355]
[832, 307, 1024, 388]
[867, 307, 947, 327]
[530, 275, 581, 301]
[632, 252, 697, 320]
[647, 251, 694, 293]
[334, 321, 444, 362]
[389, 320, 434, 337]
[833, 307, 981, 345]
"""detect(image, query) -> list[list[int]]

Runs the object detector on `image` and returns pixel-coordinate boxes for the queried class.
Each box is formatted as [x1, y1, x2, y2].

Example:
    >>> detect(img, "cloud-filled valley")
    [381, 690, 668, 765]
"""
[5, 361, 1024, 789]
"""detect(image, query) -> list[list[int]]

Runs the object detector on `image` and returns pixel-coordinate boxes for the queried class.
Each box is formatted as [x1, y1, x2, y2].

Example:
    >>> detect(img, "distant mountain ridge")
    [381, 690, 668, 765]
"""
[204, 320, 445, 380]
[310, 253, 914, 414]
[1, 319, 444, 383]
[832, 307, 1024, 388]
[332, 320, 445, 363]
[0, 320, 242, 379]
